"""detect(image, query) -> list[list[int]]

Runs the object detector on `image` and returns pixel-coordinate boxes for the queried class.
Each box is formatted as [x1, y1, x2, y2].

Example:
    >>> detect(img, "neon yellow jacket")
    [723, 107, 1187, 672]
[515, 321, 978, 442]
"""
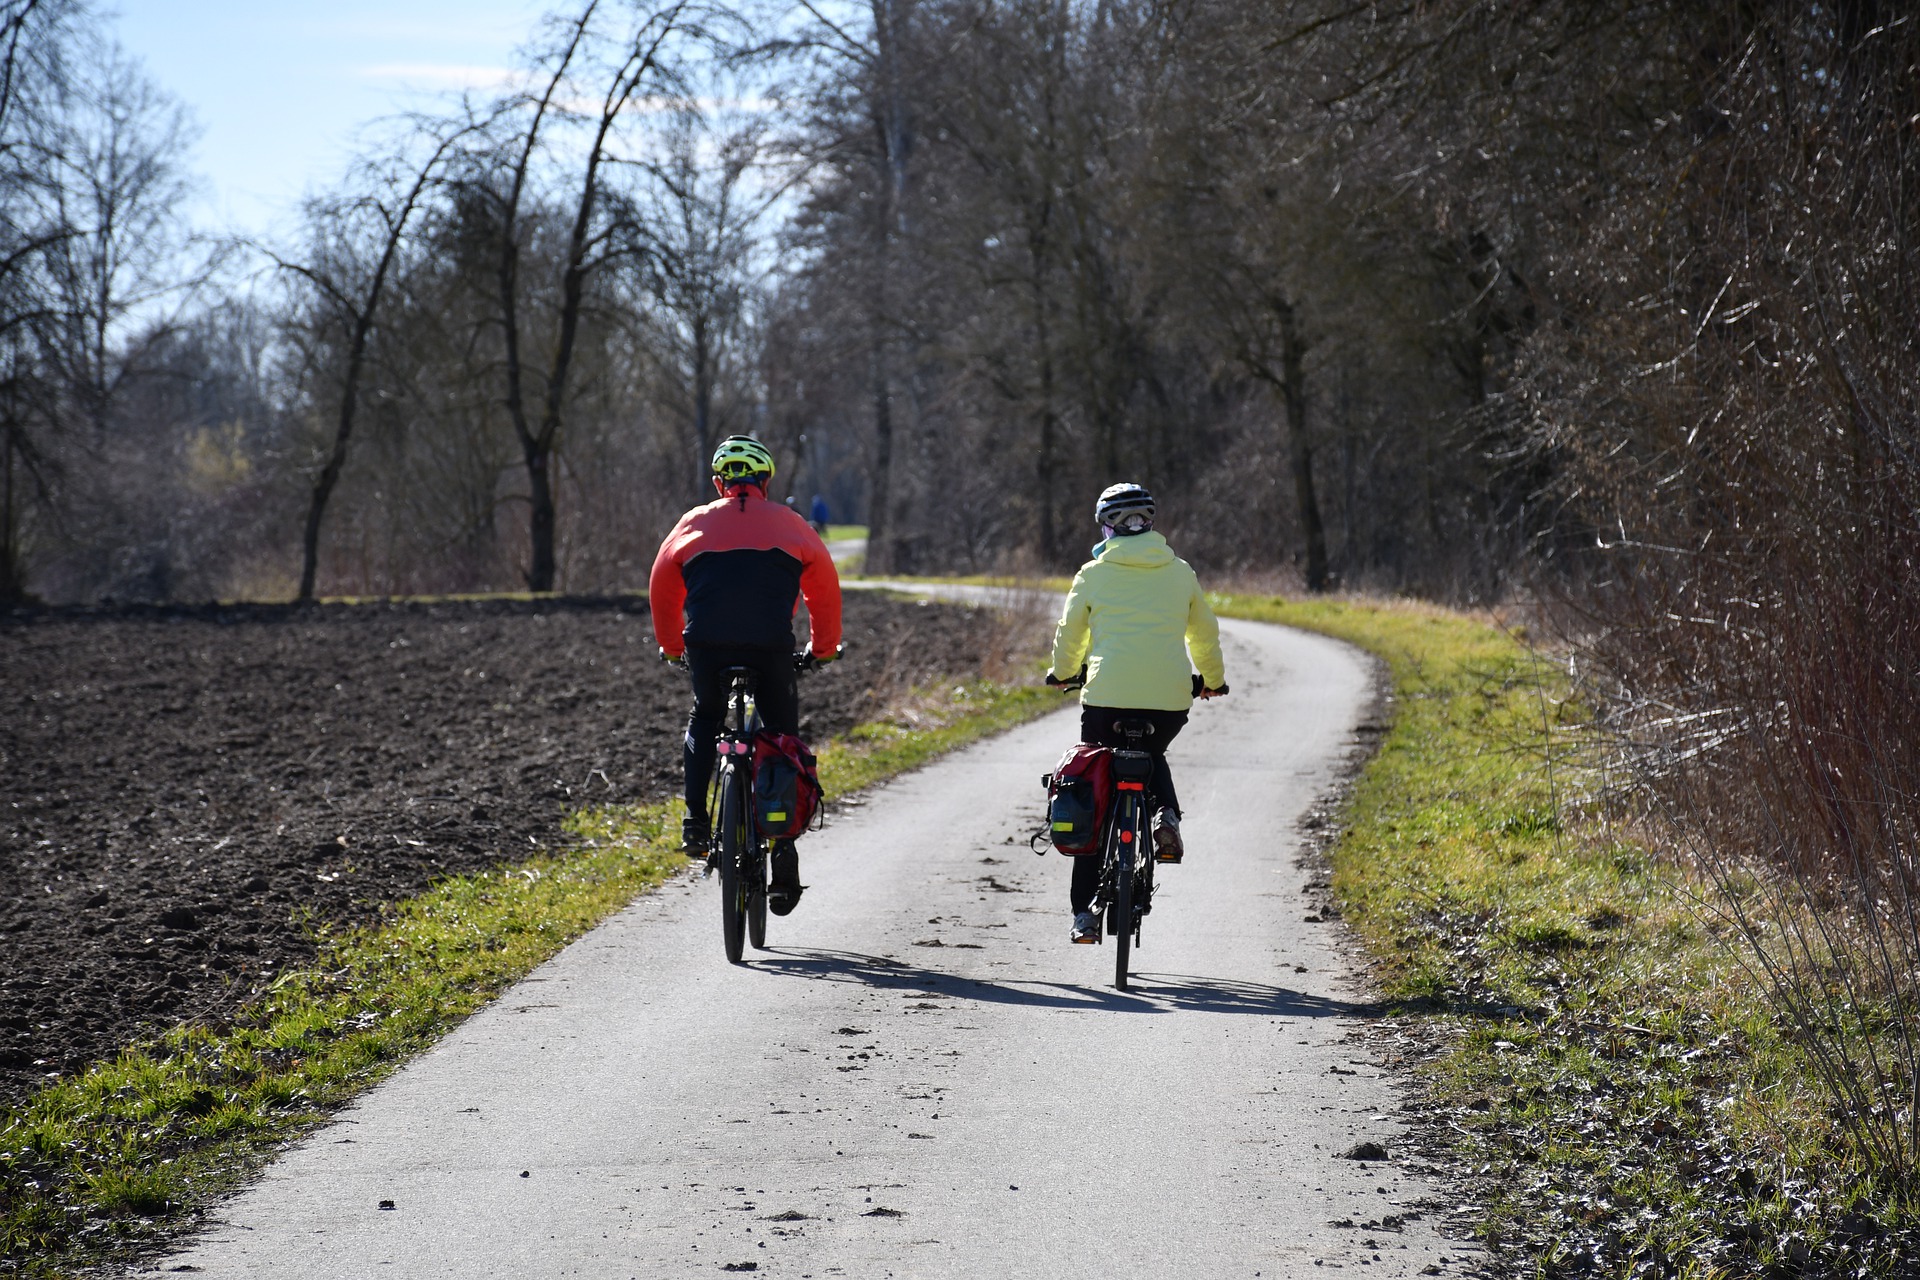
[1050, 532, 1226, 711]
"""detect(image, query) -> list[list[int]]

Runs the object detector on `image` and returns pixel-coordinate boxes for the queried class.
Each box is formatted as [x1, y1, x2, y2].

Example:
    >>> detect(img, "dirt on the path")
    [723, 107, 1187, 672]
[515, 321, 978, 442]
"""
[0, 591, 990, 1110]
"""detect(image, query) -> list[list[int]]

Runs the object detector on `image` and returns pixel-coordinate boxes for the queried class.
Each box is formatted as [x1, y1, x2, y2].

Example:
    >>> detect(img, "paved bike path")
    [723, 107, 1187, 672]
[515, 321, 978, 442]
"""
[145, 618, 1470, 1278]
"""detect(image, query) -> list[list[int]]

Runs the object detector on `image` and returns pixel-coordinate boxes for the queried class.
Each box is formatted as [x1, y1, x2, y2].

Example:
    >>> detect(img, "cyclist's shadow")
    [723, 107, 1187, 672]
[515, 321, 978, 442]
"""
[752, 948, 1377, 1018]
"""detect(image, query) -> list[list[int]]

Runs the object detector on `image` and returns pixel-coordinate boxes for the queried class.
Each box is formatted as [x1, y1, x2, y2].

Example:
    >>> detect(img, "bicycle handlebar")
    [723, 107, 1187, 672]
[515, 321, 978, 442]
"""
[1044, 668, 1226, 698]
[659, 645, 842, 672]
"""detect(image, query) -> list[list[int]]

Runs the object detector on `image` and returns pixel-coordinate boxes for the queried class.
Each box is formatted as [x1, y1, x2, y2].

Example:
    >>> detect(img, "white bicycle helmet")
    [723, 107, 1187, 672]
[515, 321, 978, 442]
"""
[1094, 482, 1155, 534]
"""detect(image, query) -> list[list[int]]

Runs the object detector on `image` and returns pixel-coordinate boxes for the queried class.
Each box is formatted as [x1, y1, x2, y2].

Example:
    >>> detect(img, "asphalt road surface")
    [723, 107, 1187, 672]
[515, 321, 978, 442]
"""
[145, 616, 1470, 1279]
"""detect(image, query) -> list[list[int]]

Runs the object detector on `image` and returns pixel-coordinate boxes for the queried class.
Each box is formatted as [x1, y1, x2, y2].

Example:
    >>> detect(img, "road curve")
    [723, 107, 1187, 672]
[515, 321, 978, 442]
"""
[144, 616, 1469, 1279]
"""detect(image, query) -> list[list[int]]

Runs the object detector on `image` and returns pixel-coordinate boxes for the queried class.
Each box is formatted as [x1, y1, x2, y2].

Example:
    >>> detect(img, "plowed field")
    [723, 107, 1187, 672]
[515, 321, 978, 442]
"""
[0, 592, 985, 1109]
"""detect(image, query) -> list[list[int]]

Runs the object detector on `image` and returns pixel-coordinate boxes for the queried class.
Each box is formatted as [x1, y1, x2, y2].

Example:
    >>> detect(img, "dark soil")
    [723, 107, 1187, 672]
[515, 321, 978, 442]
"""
[0, 591, 985, 1111]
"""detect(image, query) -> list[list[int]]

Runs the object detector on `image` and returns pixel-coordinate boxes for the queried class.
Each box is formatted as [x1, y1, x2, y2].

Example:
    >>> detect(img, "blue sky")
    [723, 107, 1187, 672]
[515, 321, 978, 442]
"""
[110, 1, 549, 240]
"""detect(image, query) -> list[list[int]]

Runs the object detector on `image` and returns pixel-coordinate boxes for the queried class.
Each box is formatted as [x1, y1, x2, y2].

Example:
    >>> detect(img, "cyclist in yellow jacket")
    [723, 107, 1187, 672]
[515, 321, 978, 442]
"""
[1047, 482, 1228, 944]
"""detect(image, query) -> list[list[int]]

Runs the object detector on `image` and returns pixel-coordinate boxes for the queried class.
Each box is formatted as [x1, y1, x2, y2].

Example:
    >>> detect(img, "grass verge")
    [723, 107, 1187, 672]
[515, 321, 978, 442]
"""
[1212, 592, 1917, 1278]
[0, 678, 1056, 1277]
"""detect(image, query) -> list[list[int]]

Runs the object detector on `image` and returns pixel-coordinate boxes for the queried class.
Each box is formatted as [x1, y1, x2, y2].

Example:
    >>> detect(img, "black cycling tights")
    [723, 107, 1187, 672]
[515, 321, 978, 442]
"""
[684, 644, 799, 821]
[1070, 705, 1187, 913]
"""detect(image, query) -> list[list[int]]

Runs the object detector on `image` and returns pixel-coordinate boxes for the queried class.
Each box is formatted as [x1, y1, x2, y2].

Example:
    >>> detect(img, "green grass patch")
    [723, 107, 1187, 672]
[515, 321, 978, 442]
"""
[1211, 592, 1917, 1277]
[0, 678, 1054, 1277]
[821, 524, 868, 542]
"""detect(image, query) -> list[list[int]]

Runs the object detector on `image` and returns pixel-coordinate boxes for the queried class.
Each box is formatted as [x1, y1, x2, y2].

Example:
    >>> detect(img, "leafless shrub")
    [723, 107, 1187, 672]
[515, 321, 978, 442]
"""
[1549, 4, 1920, 1173]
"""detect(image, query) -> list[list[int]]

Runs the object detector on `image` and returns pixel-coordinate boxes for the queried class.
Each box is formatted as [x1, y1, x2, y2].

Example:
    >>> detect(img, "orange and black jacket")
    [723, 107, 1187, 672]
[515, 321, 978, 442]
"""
[648, 485, 843, 658]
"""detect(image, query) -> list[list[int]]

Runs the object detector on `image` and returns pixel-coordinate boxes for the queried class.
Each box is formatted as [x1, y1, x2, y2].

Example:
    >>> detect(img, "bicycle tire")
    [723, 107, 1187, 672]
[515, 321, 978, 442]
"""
[1113, 800, 1136, 990]
[1133, 844, 1153, 950]
[746, 839, 768, 950]
[719, 763, 748, 964]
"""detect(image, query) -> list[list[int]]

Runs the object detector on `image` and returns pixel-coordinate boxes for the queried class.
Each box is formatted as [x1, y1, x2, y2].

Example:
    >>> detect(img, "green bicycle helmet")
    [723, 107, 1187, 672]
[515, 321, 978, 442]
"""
[710, 435, 775, 485]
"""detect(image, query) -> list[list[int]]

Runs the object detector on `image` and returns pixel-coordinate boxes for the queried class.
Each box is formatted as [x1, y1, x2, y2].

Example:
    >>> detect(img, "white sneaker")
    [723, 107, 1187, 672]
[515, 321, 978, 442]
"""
[1070, 911, 1101, 944]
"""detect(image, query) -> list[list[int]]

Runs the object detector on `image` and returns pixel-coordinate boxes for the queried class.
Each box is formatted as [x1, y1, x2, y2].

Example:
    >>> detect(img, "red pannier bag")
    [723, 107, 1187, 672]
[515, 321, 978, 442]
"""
[1040, 742, 1112, 855]
[753, 730, 823, 839]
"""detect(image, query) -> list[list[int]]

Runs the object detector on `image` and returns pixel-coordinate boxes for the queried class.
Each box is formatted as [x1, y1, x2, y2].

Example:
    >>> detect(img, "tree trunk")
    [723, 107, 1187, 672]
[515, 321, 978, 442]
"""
[1275, 298, 1328, 592]
[692, 313, 713, 500]
[865, 333, 895, 574]
[297, 382, 357, 601]
[0, 420, 20, 603]
[858, 0, 914, 576]
[1034, 305, 1058, 566]
[525, 442, 556, 591]
[1028, 202, 1060, 566]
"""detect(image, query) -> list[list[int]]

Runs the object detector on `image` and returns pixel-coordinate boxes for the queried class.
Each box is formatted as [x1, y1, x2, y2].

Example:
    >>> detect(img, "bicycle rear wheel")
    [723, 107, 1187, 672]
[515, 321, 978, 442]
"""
[1113, 802, 1137, 990]
[746, 839, 768, 950]
[718, 763, 749, 964]
[1132, 846, 1153, 951]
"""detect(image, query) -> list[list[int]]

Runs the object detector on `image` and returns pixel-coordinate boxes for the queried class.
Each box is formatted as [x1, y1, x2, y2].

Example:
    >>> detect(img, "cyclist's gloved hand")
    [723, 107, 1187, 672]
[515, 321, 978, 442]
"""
[1193, 673, 1228, 698]
[795, 644, 843, 672]
[660, 646, 685, 667]
[1045, 671, 1065, 687]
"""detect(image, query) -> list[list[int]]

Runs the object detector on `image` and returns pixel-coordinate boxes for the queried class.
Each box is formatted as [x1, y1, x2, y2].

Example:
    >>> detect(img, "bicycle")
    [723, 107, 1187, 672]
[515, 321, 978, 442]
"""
[708, 665, 769, 963]
[1094, 715, 1159, 991]
[699, 651, 830, 964]
[1045, 669, 1227, 990]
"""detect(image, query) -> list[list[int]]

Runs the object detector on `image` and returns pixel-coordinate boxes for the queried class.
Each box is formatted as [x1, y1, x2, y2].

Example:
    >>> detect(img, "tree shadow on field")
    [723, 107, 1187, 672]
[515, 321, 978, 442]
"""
[753, 948, 1378, 1018]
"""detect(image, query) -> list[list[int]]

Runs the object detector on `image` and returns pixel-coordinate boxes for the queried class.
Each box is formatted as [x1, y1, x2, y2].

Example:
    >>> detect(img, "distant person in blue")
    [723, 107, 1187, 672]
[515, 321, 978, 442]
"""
[809, 493, 830, 533]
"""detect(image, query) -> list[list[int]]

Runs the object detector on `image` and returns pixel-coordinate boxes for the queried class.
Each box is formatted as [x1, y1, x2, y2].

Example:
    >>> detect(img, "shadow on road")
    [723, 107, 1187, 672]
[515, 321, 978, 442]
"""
[752, 948, 1378, 1018]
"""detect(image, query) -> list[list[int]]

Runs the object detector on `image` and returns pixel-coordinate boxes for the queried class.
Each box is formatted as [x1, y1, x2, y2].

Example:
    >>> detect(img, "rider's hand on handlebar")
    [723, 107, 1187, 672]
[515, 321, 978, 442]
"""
[1192, 672, 1228, 699]
[659, 646, 685, 667]
[794, 644, 844, 672]
[1045, 666, 1086, 692]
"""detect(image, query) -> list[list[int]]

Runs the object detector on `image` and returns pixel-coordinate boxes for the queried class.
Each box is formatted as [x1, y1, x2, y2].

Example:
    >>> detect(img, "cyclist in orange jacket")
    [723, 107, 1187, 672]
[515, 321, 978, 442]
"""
[650, 436, 842, 915]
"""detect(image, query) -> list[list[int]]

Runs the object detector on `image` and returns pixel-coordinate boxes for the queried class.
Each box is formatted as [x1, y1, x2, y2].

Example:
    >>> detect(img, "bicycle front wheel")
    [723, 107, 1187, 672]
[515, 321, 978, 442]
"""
[718, 763, 749, 964]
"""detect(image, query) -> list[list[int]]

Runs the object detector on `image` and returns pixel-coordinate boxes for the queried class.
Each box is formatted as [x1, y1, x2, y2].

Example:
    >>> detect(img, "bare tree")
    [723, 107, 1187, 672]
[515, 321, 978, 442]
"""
[789, 0, 921, 571]
[634, 104, 777, 498]
[39, 33, 206, 434]
[271, 120, 480, 602]
[0, 0, 216, 602]
[479, 0, 718, 592]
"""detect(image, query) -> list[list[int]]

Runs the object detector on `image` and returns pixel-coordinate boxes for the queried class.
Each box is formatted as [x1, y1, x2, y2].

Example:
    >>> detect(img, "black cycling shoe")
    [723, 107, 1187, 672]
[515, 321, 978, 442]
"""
[768, 840, 804, 916]
[1151, 809, 1184, 864]
[681, 815, 711, 857]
